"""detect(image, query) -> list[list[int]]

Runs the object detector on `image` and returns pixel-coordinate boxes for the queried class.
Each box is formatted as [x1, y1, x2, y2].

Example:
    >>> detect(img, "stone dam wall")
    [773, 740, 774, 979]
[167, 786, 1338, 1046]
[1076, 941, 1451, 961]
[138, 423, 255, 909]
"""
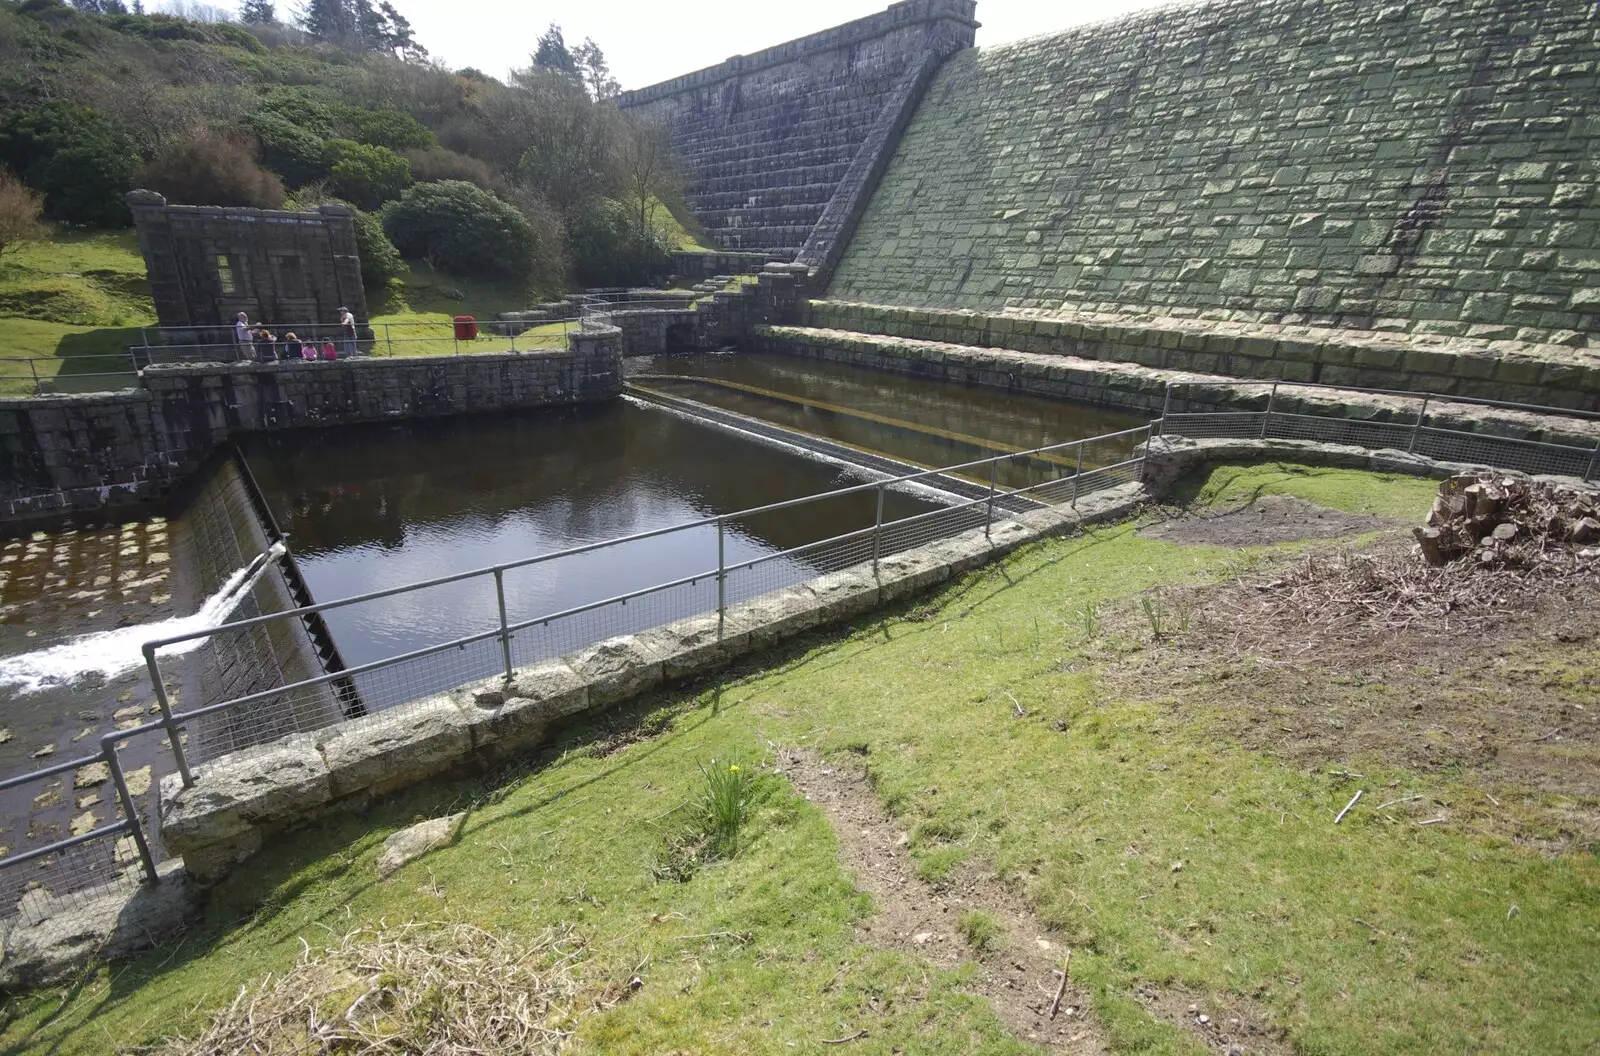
[618, 0, 977, 263]
[827, 0, 1600, 347]
[0, 330, 622, 529]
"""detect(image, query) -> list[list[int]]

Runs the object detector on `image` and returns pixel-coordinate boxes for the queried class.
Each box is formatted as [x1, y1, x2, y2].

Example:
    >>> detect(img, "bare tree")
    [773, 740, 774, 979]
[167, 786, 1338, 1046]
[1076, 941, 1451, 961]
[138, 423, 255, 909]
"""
[620, 114, 680, 240]
[0, 169, 46, 258]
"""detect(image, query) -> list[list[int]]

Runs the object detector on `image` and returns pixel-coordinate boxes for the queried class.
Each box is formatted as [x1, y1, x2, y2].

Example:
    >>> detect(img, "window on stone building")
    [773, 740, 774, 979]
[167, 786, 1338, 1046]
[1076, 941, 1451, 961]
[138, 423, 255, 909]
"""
[216, 254, 240, 294]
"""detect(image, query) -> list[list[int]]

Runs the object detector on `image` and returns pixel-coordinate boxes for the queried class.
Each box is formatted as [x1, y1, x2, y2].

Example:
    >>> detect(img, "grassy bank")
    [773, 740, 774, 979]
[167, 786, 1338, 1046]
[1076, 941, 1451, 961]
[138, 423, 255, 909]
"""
[4, 463, 1594, 1054]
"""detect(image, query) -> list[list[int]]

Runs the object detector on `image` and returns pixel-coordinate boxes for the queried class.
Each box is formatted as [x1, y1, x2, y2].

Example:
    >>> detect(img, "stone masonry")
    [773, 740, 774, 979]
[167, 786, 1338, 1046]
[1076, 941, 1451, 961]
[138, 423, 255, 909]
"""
[828, 0, 1600, 346]
[0, 328, 622, 529]
[128, 191, 368, 341]
[619, 0, 977, 263]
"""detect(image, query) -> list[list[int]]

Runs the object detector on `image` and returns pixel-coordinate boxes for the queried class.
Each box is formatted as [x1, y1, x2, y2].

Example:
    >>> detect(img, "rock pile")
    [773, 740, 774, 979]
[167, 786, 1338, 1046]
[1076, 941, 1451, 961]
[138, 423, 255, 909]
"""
[1414, 472, 1600, 567]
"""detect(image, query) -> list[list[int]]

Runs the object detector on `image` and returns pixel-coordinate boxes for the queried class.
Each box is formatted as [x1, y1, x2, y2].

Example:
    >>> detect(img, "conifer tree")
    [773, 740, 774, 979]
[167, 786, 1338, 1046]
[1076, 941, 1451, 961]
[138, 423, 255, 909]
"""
[240, 0, 275, 24]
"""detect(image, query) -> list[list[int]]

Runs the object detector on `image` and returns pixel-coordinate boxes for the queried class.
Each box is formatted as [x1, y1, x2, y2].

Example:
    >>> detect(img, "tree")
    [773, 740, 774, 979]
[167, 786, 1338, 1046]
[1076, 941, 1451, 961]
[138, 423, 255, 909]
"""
[565, 195, 670, 287]
[377, 1, 423, 59]
[0, 168, 46, 258]
[533, 23, 575, 77]
[571, 37, 618, 100]
[298, 0, 353, 43]
[239, 0, 274, 23]
[381, 180, 539, 279]
[620, 115, 680, 245]
[0, 102, 138, 226]
[140, 131, 285, 208]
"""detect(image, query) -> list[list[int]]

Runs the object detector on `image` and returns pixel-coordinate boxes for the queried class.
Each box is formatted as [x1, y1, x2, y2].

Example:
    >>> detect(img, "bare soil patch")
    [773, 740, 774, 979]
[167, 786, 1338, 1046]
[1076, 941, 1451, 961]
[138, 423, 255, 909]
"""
[1111, 538, 1600, 849]
[778, 749, 1107, 1053]
[1134, 983, 1292, 1056]
[1139, 494, 1395, 547]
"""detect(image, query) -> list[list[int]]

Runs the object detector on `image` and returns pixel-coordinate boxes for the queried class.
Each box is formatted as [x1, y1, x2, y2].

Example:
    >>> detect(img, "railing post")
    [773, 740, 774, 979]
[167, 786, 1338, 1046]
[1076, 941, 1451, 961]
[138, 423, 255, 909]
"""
[1259, 381, 1277, 439]
[143, 644, 192, 788]
[1585, 439, 1599, 482]
[385, 323, 393, 358]
[716, 517, 727, 641]
[29, 358, 40, 396]
[872, 482, 885, 576]
[1159, 380, 1173, 436]
[1071, 440, 1084, 506]
[1139, 424, 1152, 482]
[1408, 395, 1431, 454]
[985, 457, 998, 537]
[102, 735, 157, 884]
[493, 567, 514, 682]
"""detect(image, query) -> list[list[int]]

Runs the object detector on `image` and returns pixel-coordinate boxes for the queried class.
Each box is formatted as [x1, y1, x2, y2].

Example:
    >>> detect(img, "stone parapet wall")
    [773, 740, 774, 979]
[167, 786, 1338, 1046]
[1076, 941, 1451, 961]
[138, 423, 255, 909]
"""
[0, 330, 623, 530]
[828, 0, 1600, 345]
[805, 300, 1600, 410]
[754, 324, 1600, 449]
[159, 482, 1146, 883]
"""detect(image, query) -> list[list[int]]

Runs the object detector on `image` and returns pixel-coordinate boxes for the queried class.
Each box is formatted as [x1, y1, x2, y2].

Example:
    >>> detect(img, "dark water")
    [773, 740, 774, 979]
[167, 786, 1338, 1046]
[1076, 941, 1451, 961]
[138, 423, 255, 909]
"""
[631, 352, 1143, 487]
[240, 399, 941, 670]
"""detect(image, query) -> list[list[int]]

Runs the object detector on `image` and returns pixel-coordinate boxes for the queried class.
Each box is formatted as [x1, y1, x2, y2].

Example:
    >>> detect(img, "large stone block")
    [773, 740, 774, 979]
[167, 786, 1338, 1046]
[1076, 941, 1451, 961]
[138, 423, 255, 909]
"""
[160, 734, 332, 853]
[563, 635, 666, 707]
[317, 696, 473, 800]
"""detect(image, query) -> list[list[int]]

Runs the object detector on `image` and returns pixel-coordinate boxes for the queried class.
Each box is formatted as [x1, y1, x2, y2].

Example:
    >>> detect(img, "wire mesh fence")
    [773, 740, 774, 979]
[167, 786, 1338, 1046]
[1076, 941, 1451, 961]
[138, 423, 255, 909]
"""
[7, 383, 1594, 916]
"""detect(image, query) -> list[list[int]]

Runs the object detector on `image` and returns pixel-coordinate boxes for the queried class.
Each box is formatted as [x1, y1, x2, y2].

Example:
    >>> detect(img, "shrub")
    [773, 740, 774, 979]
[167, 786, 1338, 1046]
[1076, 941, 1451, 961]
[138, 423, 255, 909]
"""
[381, 180, 536, 279]
[254, 86, 340, 137]
[565, 195, 671, 287]
[325, 139, 411, 211]
[247, 112, 331, 187]
[285, 189, 403, 293]
[0, 168, 46, 256]
[140, 132, 285, 208]
[0, 102, 137, 226]
[404, 147, 496, 189]
[345, 108, 435, 152]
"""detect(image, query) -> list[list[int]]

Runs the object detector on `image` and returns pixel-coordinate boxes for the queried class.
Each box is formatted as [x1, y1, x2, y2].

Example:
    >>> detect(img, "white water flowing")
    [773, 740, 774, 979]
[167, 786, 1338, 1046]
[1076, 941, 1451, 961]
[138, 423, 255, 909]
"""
[0, 541, 288, 696]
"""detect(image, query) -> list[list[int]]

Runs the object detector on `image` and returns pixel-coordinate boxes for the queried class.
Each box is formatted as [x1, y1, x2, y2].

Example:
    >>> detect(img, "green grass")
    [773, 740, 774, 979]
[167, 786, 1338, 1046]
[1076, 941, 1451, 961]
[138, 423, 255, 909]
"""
[957, 910, 1005, 953]
[0, 229, 153, 394]
[4, 467, 1594, 1055]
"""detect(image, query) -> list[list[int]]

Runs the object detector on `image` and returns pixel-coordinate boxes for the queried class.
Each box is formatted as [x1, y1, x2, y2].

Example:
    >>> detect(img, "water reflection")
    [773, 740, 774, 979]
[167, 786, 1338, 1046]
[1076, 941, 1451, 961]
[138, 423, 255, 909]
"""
[239, 400, 939, 668]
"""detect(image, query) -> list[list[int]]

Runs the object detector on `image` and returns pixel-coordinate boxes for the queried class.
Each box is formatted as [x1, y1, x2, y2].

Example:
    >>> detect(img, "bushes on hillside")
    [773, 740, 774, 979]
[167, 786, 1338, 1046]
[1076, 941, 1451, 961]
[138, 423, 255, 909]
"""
[381, 180, 536, 279]
[404, 147, 497, 189]
[566, 196, 672, 287]
[345, 108, 435, 152]
[0, 102, 136, 226]
[325, 140, 411, 210]
[140, 132, 286, 208]
[247, 112, 333, 187]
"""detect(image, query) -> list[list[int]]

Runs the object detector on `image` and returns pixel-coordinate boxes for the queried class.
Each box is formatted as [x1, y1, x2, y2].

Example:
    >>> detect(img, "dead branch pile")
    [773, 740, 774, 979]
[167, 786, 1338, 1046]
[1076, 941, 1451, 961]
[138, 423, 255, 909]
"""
[145, 922, 587, 1055]
[1414, 472, 1600, 567]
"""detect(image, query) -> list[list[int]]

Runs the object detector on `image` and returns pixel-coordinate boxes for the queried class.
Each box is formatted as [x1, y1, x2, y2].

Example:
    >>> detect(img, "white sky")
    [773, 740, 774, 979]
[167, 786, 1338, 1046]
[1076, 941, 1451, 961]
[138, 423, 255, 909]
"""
[387, 0, 1194, 88]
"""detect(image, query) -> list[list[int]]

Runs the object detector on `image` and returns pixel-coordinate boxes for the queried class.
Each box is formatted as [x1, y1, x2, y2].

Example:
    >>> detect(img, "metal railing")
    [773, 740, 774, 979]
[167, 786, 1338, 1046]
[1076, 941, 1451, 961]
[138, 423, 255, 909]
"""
[0, 355, 142, 397]
[1159, 378, 1600, 481]
[130, 319, 578, 366]
[2, 379, 1597, 917]
[580, 298, 700, 321]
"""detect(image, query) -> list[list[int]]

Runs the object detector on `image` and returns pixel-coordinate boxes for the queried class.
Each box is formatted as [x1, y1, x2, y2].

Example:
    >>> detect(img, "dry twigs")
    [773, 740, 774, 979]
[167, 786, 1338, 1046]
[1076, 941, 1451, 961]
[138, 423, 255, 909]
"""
[146, 921, 588, 1055]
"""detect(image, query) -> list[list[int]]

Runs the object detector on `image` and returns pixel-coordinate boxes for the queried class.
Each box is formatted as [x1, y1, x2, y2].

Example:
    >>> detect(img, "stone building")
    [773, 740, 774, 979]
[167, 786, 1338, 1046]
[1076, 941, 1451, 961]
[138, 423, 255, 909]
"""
[127, 190, 368, 343]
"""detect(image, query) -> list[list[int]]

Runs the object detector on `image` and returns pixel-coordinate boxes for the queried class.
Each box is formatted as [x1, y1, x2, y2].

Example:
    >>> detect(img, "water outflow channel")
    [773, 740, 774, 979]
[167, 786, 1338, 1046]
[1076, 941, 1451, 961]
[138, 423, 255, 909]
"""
[630, 352, 1142, 489]
[0, 352, 1138, 872]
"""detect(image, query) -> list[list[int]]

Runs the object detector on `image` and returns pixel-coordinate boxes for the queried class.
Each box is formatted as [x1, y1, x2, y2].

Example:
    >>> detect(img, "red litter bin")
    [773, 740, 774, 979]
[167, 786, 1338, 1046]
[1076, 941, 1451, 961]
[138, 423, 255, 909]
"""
[453, 315, 477, 341]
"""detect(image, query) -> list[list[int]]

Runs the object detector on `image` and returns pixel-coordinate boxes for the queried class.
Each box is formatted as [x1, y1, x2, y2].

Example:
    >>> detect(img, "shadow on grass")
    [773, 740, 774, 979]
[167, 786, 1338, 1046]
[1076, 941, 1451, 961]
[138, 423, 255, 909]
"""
[0, 521, 1133, 1053]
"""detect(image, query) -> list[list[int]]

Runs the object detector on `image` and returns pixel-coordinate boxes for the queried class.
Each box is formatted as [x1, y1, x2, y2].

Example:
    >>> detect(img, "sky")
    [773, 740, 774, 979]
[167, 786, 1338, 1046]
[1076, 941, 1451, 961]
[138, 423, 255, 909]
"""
[390, 0, 1195, 89]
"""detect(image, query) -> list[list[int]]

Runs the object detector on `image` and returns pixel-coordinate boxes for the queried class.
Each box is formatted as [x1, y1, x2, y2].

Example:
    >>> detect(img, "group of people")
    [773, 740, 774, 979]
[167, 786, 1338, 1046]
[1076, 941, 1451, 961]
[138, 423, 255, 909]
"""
[233, 308, 359, 363]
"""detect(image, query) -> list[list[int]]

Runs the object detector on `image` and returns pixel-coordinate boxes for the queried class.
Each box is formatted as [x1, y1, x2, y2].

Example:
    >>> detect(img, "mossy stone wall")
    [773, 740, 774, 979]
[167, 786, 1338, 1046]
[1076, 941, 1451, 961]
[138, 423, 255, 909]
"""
[829, 0, 1600, 344]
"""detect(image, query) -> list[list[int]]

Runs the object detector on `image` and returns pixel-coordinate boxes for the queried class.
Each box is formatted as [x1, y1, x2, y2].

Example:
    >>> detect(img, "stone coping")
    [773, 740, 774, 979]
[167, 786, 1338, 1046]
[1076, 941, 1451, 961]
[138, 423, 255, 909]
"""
[756, 325, 1600, 447]
[157, 482, 1146, 884]
[807, 300, 1600, 407]
[618, 0, 975, 106]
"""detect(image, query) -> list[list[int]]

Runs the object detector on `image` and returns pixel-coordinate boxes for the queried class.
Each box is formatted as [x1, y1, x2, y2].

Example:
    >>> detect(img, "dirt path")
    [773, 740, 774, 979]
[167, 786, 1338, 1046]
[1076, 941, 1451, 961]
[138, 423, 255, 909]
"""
[778, 749, 1108, 1053]
[1138, 493, 1395, 547]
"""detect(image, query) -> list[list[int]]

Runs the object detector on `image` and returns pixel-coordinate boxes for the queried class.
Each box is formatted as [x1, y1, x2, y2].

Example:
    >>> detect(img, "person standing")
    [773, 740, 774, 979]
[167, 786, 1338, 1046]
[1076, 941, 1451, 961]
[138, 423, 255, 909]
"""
[338, 307, 357, 358]
[234, 312, 251, 360]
